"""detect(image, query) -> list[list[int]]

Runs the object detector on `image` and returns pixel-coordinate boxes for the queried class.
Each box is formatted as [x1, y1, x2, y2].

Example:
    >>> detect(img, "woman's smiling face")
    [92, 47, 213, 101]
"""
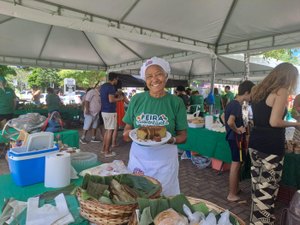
[145, 65, 167, 95]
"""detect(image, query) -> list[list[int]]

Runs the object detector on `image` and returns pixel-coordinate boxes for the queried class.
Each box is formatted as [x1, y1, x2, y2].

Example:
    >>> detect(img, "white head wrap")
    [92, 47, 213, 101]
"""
[140, 57, 171, 80]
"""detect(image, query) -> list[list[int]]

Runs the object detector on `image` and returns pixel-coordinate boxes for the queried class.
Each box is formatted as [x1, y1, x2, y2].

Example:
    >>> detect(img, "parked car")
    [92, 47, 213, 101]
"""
[39, 93, 47, 104]
[19, 90, 32, 101]
[61, 92, 84, 105]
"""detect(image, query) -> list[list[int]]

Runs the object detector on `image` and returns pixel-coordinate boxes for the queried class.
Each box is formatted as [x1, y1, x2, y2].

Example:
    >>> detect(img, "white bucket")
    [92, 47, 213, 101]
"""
[205, 115, 213, 130]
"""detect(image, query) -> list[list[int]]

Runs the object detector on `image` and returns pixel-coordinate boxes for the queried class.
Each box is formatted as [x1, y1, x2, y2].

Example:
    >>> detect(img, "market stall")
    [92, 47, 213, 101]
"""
[178, 127, 231, 163]
[178, 127, 300, 190]
[0, 173, 246, 225]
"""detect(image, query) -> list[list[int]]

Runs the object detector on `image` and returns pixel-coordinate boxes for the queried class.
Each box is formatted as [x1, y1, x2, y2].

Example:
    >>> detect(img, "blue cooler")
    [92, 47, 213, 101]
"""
[8, 145, 59, 186]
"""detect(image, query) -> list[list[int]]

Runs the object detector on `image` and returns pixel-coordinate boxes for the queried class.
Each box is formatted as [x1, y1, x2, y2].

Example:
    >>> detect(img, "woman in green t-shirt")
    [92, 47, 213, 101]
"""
[213, 87, 222, 114]
[189, 90, 204, 116]
[46, 87, 61, 113]
[0, 76, 16, 122]
[123, 57, 188, 196]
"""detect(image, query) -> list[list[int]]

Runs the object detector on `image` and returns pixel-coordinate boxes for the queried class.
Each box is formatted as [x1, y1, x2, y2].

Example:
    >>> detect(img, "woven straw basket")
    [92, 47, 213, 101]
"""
[128, 196, 246, 225]
[77, 175, 161, 225]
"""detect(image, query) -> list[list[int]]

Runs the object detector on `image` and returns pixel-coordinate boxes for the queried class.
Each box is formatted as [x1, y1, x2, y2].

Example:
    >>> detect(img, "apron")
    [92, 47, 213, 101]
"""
[128, 142, 180, 197]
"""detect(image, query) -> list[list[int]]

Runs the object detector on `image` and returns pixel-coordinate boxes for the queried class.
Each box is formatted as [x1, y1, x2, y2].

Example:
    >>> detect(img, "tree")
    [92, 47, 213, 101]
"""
[0, 65, 17, 88]
[263, 48, 300, 65]
[0, 65, 16, 76]
[58, 70, 106, 89]
[27, 68, 61, 91]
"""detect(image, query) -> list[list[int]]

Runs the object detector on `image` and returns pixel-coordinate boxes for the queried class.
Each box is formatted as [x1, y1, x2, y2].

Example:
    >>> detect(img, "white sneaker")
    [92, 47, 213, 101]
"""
[104, 151, 116, 158]
[80, 138, 88, 144]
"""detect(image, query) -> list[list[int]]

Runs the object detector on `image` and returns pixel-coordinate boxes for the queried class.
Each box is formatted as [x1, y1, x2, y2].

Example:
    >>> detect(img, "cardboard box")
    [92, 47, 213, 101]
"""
[8, 145, 59, 186]
[211, 158, 231, 172]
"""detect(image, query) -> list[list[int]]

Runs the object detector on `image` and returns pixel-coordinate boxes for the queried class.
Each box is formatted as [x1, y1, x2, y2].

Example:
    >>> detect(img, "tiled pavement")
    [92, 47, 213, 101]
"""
[0, 130, 287, 225]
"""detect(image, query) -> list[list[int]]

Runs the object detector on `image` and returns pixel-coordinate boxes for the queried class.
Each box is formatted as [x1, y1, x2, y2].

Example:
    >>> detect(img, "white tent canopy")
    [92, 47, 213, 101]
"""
[0, 0, 299, 82]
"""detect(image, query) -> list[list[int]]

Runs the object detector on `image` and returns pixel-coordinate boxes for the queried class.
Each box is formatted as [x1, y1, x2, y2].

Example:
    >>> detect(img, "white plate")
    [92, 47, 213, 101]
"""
[188, 123, 205, 128]
[129, 128, 172, 146]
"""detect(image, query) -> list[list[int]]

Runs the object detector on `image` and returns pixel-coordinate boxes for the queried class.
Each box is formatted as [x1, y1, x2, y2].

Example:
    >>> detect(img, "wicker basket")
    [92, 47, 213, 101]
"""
[77, 175, 161, 225]
[128, 196, 246, 225]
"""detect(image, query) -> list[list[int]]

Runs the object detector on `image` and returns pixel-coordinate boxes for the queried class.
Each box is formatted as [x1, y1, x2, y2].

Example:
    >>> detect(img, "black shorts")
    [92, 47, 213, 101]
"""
[228, 139, 246, 162]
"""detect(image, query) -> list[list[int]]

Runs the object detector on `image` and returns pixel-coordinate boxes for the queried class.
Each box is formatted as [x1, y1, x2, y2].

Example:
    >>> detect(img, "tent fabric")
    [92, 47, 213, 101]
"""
[112, 72, 188, 88]
[0, 0, 298, 82]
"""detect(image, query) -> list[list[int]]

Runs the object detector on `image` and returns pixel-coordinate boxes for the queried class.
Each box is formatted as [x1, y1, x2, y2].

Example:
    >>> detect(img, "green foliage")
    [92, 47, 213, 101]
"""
[263, 48, 300, 65]
[58, 70, 106, 89]
[0, 65, 17, 89]
[27, 68, 61, 90]
[0, 65, 16, 76]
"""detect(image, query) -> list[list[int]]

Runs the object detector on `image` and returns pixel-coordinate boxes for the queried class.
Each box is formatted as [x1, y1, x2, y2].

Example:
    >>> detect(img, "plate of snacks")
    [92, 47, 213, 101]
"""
[188, 117, 205, 128]
[129, 126, 172, 146]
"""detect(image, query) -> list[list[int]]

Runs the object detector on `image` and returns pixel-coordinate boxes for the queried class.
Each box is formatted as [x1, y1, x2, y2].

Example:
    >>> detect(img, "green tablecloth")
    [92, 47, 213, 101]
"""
[0, 174, 89, 224]
[281, 153, 300, 189]
[55, 129, 79, 148]
[0, 174, 83, 210]
[178, 127, 300, 188]
[0, 129, 79, 148]
[178, 127, 232, 163]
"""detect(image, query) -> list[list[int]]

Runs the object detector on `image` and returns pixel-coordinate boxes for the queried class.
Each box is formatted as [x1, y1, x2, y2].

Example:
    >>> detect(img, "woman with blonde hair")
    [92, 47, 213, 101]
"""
[249, 62, 300, 224]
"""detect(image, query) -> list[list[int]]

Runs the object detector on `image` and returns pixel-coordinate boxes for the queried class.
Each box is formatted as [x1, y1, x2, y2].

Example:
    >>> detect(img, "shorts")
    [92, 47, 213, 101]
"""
[228, 139, 245, 162]
[83, 113, 99, 130]
[101, 112, 117, 130]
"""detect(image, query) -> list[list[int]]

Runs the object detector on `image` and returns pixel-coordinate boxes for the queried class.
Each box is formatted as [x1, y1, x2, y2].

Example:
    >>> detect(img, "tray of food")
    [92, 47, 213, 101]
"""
[188, 117, 205, 128]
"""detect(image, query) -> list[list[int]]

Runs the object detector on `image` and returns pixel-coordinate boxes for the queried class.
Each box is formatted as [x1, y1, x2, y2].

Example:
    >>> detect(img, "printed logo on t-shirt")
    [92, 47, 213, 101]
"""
[135, 113, 169, 126]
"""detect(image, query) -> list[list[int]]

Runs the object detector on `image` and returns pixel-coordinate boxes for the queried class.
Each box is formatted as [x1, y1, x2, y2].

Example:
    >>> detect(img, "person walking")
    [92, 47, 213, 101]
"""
[80, 86, 101, 144]
[100, 73, 124, 157]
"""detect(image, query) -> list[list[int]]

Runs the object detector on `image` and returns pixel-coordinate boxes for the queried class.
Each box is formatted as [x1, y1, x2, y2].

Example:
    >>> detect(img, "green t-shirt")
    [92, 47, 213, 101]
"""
[46, 93, 61, 112]
[189, 95, 204, 113]
[213, 94, 222, 111]
[123, 92, 188, 136]
[226, 91, 235, 102]
[0, 87, 15, 114]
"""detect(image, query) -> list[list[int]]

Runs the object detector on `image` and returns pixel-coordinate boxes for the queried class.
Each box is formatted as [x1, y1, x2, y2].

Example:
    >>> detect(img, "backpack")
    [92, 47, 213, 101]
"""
[41, 111, 63, 133]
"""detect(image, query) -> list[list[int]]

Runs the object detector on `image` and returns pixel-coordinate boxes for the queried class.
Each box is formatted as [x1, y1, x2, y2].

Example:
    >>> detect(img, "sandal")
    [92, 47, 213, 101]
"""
[104, 151, 116, 158]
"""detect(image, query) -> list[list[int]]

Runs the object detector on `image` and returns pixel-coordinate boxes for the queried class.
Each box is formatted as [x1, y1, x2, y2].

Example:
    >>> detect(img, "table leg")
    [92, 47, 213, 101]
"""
[217, 162, 224, 175]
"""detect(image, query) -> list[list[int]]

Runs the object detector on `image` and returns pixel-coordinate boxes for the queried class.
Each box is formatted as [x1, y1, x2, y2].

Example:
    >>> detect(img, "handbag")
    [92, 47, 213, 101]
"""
[41, 111, 63, 133]
[235, 133, 251, 181]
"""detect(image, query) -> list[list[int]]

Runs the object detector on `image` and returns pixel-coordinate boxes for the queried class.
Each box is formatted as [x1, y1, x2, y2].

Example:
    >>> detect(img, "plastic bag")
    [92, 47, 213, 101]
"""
[2, 113, 46, 139]
[200, 212, 217, 225]
[191, 156, 211, 169]
[217, 210, 233, 225]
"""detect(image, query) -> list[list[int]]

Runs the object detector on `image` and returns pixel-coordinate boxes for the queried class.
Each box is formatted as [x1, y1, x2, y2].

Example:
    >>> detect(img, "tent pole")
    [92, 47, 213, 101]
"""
[243, 53, 250, 126]
[244, 53, 250, 80]
[209, 56, 217, 114]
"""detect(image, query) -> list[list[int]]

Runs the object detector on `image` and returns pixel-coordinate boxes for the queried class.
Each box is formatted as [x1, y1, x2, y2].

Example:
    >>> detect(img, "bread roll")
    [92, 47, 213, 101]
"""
[154, 208, 188, 225]
[136, 126, 167, 140]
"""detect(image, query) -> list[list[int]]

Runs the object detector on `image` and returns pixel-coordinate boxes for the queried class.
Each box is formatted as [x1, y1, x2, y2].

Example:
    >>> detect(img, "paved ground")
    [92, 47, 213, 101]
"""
[0, 129, 287, 225]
